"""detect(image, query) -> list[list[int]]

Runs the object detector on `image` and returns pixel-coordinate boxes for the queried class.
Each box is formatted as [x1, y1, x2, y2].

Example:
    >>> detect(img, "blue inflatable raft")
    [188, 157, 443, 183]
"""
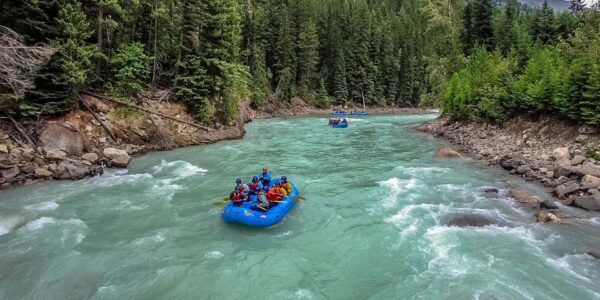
[351, 112, 368, 116]
[332, 112, 348, 116]
[331, 122, 348, 128]
[221, 180, 299, 227]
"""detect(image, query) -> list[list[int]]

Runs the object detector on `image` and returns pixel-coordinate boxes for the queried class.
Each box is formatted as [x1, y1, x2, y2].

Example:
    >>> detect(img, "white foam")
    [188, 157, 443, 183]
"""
[24, 201, 59, 211]
[394, 166, 450, 177]
[204, 251, 225, 259]
[0, 215, 25, 236]
[24, 217, 86, 231]
[378, 177, 422, 209]
[133, 233, 165, 245]
[152, 160, 207, 181]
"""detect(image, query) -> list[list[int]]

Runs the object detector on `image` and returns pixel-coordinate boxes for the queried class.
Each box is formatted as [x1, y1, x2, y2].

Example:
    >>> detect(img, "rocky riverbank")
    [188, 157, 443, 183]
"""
[0, 93, 251, 190]
[418, 117, 600, 214]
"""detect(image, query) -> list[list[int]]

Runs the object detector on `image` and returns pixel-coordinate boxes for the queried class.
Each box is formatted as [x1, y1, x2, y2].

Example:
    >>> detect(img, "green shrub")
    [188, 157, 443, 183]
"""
[110, 42, 152, 96]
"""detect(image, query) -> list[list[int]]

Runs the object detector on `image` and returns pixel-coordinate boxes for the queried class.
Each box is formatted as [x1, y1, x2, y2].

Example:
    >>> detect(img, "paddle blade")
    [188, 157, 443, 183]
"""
[213, 197, 230, 205]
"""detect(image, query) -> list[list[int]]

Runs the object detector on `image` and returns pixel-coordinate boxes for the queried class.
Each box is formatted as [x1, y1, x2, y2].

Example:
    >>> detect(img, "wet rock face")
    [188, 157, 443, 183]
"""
[572, 194, 600, 211]
[535, 211, 561, 224]
[587, 251, 600, 260]
[39, 124, 84, 155]
[447, 215, 496, 227]
[540, 199, 559, 210]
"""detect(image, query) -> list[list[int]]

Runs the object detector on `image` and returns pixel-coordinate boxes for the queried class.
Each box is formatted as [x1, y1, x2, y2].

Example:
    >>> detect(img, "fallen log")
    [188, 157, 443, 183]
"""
[82, 92, 212, 132]
[79, 97, 119, 145]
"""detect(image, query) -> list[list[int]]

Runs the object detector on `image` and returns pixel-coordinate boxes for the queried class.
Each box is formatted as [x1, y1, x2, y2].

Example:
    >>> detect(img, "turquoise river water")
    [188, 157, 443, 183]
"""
[1, 115, 600, 299]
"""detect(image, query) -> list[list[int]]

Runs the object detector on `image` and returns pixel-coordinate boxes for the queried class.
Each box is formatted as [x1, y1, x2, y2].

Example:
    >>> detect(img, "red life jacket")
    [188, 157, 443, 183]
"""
[266, 190, 279, 202]
[230, 193, 241, 202]
[249, 182, 258, 191]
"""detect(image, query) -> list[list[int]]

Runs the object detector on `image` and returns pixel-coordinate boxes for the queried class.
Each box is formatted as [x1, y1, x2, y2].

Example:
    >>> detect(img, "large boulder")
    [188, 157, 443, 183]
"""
[103, 148, 131, 168]
[552, 147, 571, 162]
[509, 188, 540, 203]
[45, 149, 66, 161]
[39, 123, 83, 155]
[573, 194, 600, 211]
[573, 166, 600, 178]
[434, 148, 462, 159]
[535, 211, 561, 224]
[447, 215, 495, 227]
[582, 175, 600, 189]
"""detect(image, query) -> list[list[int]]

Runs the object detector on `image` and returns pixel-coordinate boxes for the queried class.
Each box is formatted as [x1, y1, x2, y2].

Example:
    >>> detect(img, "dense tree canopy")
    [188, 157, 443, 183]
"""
[0, 0, 599, 125]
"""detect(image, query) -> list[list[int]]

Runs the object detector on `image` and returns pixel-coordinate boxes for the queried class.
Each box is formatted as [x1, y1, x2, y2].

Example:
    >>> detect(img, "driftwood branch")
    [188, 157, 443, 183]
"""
[83, 92, 212, 132]
[79, 97, 119, 144]
[4, 112, 37, 150]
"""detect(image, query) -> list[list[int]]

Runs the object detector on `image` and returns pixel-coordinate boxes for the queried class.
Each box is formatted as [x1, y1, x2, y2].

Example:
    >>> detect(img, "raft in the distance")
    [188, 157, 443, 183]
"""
[332, 112, 348, 116]
[350, 112, 368, 116]
[221, 180, 299, 228]
[331, 122, 348, 128]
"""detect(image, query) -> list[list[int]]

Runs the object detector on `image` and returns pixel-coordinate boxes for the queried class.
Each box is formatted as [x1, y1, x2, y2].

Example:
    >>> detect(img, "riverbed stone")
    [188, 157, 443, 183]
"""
[516, 165, 532, 174]
[552, 147, 571, 162]
[0, 154, 18, 169]
[554, 181, 581, 199]
[587, 251, 600, 260]
[581, 175, 600, 189]
[540, 199, 559, 209]
[45, 149, 66, 161]
[509, 188, 540, 203]
[103, 147, 131, 167]
[572, 155, 586, 166]
[535, 211, 561, 224]
[21, 148, 35, 161]
[447, 215, 495, 227]
[0, 167, 20, 179]
[0, 144, 8, 154]
[81, 153, 99, 163]
[35, 168, 53, 178]
[54, 162, 90, 180]
[39, 123, 83, 155]
[573, 194, 600, 211]
[434, 148, 462, 159]
[573, 166, 600, 178]
[579, 125, 599, 134]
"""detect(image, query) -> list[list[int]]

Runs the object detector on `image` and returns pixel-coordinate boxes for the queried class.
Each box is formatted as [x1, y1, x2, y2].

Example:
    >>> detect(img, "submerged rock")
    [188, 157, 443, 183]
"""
[587, 251, 600, 260]
[434, 148, 462, 159]
[540, 199, 559, 210]
[447, 215, 495, 227]
[481, 187, 499, 198]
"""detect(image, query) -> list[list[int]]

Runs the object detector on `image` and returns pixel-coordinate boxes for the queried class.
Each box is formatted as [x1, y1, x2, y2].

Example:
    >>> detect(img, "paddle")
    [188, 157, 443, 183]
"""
[213, 197, 230, 205]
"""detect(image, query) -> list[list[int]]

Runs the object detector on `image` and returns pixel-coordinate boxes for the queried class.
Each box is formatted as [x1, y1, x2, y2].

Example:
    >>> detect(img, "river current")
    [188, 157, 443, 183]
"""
[1, 115, 599, 299]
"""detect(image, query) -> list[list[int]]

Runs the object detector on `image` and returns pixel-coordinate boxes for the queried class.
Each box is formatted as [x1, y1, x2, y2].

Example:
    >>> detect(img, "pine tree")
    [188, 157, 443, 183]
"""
[250, 45, 270, 108]
[314, 77, 330, 108]
[296, 20, 319, 97]
[461, 1, 475, 54]
[472, 0, 494, 50]
[531, 0, 557, 44]
[497, 0, 519, 55]
[333, 48, 348, 105]
[23, 0, 96, 116]
[581, 64, 600, 125]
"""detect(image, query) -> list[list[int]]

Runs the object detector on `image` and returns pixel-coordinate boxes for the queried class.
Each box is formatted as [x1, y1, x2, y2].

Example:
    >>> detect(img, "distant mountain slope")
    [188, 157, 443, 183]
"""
[518, 0, 570, 11]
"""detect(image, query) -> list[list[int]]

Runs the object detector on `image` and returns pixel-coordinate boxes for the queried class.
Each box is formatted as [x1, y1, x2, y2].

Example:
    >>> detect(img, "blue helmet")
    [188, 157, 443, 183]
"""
[262, 186, 270, 191]
[281, 176, 287, 182]
[252, 176, 259, 182]
[235, 178, 241, 184]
